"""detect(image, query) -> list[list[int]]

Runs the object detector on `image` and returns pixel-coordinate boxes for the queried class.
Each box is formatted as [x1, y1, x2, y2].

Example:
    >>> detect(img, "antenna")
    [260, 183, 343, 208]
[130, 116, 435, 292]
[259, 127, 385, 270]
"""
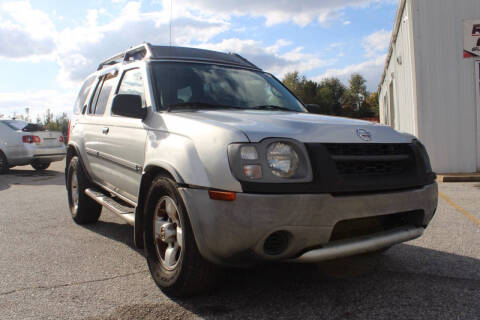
[169, 0, 173, 46]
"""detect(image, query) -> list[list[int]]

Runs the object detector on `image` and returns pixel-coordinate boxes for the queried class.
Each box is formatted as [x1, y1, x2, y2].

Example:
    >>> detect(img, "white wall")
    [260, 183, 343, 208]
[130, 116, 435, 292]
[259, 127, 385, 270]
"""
[379, 0, 417, 136]
[413, 0, 480, 173]
[380, 0, 480, 173]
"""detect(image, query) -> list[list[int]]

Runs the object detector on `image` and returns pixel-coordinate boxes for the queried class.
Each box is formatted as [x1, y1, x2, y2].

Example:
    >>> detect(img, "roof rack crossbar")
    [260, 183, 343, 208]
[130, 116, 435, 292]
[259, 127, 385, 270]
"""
[97, 53, 125, 71]
[97, 43, 153, 71]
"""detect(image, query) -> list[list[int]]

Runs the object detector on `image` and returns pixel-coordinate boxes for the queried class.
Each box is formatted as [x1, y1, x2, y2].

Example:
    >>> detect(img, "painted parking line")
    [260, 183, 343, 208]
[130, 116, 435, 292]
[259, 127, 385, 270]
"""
[439, 192, 480, 227]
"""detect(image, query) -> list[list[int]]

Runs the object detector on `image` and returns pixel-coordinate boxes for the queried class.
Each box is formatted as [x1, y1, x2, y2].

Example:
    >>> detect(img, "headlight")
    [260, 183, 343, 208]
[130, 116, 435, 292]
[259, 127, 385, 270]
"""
[227, 139, 312, 183]
[266, 142, 299, 178]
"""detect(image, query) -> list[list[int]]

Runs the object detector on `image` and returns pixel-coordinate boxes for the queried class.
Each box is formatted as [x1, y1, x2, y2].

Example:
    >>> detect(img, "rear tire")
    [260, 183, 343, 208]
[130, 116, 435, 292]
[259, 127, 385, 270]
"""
[31, 160, 51, 171]
[144, 175, 217, 297]
[66, 156, 102, 224]
[0, 151, 8, 174]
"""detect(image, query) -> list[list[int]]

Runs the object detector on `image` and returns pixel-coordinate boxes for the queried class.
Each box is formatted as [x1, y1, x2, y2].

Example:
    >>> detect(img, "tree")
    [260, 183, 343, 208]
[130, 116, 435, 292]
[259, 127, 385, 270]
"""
[365, 92, 379, 118]
[282, 71, 305, 101]
[45, 112, 69, 135]
[282, 71, 378, 120]
[342, 73, 368, 117]
[316, 78, 346, 115]
[43, 109, 54, 126]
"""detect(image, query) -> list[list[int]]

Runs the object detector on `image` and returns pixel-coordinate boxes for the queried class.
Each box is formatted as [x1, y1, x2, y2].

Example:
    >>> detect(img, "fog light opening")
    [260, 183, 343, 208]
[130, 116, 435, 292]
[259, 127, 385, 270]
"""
[263, 231, 290, 256]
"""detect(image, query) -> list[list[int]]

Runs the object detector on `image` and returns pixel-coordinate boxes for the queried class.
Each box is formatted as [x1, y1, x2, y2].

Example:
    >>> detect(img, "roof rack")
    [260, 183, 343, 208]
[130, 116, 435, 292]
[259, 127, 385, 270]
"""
[97, 43, 153, 71]
[97, 43, 261, 71]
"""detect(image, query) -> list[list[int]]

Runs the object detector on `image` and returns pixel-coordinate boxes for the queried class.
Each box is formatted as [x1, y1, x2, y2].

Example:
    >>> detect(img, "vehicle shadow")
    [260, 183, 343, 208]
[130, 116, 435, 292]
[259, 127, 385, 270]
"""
[171, 246, 480, 319]
[0, 168, 65, 191]
[81, 219, 141, 253]
[81, 218, 480, 320]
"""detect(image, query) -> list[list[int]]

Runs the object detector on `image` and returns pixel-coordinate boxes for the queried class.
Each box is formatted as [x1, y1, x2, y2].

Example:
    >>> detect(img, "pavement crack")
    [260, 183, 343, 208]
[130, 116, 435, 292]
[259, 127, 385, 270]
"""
[0, 269, 148, 297]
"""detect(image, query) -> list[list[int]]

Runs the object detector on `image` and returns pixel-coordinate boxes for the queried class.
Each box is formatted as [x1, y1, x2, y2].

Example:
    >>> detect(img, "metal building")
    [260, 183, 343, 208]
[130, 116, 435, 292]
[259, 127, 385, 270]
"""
[379, 0, 480, 173]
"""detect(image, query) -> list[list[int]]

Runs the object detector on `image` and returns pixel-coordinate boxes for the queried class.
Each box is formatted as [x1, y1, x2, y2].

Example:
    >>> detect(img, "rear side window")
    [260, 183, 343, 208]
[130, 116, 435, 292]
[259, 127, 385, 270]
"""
[90, 73, 117, 115]
[117, 69, 146, 107]
[73, 75, 95, 115]
[3, 120, 27, 130]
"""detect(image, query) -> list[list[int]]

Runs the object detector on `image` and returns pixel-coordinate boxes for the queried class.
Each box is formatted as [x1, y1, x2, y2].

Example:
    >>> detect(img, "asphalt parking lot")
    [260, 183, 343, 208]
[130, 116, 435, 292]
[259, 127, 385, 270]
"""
[0, 161, 479, 320]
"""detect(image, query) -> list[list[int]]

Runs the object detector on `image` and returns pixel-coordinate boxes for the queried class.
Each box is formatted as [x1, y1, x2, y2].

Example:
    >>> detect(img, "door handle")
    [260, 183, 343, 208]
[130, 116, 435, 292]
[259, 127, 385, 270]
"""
[102, 127, 109, 135]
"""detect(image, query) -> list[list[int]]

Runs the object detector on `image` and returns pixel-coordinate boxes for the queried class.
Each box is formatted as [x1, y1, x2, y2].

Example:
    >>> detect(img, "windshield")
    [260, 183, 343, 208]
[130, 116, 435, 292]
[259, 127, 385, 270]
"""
[151, 62, 305, 112]
[3, 120, 27, 130]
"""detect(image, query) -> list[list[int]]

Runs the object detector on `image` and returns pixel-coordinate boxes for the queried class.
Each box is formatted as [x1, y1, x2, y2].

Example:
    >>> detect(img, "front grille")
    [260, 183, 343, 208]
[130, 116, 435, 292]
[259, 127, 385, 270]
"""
[324, 143, 412, 176]
[329, 210, 425, 242]
[325, 143, 410, 156]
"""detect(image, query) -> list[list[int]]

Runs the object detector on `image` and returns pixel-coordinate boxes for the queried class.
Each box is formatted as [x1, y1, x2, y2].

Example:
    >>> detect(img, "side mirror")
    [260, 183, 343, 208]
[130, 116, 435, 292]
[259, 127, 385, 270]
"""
[111, 94, 146, 119]
[305, 104, 320, 113]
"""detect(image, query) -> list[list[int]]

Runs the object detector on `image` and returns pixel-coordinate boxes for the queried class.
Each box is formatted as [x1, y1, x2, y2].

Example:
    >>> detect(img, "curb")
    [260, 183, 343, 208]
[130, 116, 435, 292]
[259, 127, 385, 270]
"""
[437, 173, 480, 183]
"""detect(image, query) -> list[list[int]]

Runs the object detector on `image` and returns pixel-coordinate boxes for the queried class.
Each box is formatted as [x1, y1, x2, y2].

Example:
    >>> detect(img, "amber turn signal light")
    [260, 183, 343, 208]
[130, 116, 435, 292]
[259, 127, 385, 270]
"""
[208, 190, 236, 201]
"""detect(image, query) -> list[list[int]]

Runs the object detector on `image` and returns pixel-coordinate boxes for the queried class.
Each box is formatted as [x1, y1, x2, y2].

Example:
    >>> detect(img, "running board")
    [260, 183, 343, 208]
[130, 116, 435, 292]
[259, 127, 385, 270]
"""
[85, 188, 135, 226]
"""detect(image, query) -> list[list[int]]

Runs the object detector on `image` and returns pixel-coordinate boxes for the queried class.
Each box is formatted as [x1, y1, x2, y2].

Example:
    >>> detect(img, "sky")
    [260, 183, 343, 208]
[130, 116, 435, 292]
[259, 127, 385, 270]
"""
[0, 0, 398, 119]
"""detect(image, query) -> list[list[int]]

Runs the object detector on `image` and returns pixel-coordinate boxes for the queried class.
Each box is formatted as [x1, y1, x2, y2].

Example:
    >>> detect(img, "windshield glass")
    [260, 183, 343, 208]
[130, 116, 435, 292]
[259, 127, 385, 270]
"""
[3, 120, 27, 130]
[151, 62, 305, 112]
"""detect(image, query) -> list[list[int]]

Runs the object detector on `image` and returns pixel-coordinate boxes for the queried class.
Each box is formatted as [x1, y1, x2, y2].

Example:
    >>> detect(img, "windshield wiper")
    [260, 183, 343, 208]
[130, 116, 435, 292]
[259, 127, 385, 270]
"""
[167, 102, 242, 110]
[250, 105, 295, 112]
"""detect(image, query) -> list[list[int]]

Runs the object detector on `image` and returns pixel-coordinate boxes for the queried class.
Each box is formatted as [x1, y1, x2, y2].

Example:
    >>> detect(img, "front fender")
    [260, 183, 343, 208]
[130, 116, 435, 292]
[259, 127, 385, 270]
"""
[144, 130, 243, 192]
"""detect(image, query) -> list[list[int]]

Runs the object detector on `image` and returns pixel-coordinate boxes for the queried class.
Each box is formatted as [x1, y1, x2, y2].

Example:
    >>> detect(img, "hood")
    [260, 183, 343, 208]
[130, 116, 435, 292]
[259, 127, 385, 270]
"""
[170, 110, 411, 144]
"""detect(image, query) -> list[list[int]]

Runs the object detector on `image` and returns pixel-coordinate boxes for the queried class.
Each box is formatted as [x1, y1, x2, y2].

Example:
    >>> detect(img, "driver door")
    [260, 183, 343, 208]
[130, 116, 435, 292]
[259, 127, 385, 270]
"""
[95, 66, 148, 202]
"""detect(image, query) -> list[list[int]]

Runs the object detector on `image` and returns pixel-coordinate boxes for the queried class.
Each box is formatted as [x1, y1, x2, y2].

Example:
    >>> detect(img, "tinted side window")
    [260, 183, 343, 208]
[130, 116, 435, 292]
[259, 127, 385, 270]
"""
[117, 69, 146, 107]
[88, 78, 103, 114]
[74, 75, 95, 115]
[93, 74, 117, 115]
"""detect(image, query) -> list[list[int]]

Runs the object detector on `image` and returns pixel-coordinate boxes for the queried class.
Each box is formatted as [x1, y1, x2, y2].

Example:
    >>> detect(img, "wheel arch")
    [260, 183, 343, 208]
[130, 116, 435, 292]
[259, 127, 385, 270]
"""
[65, 144, 93, 188]
[134, 163, 184, 249]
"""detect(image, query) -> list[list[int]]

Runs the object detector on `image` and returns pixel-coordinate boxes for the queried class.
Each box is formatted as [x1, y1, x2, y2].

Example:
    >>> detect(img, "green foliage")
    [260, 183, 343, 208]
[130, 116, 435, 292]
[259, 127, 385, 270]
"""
[282, 71, 379, 120]
[40, 110, 70, 136]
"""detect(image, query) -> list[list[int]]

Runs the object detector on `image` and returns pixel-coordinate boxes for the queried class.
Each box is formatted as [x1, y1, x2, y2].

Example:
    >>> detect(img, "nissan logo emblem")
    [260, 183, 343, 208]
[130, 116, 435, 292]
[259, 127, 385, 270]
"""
[356, 128, 372, 141]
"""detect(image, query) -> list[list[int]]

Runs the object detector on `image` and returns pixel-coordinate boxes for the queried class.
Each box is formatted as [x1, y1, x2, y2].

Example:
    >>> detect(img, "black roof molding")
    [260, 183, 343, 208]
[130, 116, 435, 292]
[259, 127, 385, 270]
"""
[97, 43, 260, 71]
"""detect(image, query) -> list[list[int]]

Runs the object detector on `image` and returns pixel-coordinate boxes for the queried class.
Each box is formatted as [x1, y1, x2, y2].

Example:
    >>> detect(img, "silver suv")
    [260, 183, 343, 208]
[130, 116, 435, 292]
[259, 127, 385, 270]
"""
[66, 43, 438, 296]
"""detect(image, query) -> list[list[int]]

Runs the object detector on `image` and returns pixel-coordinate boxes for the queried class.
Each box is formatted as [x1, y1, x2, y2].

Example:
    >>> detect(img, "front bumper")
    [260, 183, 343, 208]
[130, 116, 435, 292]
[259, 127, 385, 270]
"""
[179, 183, 438, 266]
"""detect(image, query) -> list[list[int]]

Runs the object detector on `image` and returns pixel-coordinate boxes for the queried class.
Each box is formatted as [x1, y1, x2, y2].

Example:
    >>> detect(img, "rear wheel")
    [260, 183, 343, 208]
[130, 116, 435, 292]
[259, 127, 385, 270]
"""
[66, 157, 101, 224]
[144, 176, 217, 297]
[31, 160, 51, 171]
[0, 151, 8, 174]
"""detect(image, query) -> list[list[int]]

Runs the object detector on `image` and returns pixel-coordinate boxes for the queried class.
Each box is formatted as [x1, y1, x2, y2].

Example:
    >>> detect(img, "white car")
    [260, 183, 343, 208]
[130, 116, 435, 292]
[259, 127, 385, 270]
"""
[0, 119, 66, 173]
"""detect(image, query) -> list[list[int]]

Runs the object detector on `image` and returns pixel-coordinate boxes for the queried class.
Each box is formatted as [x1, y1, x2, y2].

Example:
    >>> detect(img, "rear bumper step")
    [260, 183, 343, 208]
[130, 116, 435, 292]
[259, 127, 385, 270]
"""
[85, 188, 135, 225]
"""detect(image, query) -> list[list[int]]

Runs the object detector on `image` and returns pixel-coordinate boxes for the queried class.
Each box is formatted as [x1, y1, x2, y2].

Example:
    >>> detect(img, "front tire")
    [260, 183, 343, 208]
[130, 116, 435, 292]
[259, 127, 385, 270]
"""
[0, 151, 8, 174]
[66, 156, 102, 224]
[31, 160, 51, 171]
[144, 176, 216, 297]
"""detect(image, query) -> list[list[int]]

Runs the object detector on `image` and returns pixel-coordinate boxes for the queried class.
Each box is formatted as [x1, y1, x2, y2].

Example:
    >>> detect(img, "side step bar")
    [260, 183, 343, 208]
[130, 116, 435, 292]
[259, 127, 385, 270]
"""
[85, 188, 135, 226]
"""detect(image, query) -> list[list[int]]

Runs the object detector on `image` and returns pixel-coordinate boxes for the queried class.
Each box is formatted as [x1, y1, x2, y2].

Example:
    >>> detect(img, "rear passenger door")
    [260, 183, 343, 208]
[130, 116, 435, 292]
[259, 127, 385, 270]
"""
[82, 71, 119, 184]
[96, 67, 148, 202]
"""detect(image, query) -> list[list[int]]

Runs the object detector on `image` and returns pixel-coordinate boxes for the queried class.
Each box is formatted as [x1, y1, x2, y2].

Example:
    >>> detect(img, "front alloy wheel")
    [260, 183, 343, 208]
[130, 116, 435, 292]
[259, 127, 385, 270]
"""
[153, 196, 184, 270]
